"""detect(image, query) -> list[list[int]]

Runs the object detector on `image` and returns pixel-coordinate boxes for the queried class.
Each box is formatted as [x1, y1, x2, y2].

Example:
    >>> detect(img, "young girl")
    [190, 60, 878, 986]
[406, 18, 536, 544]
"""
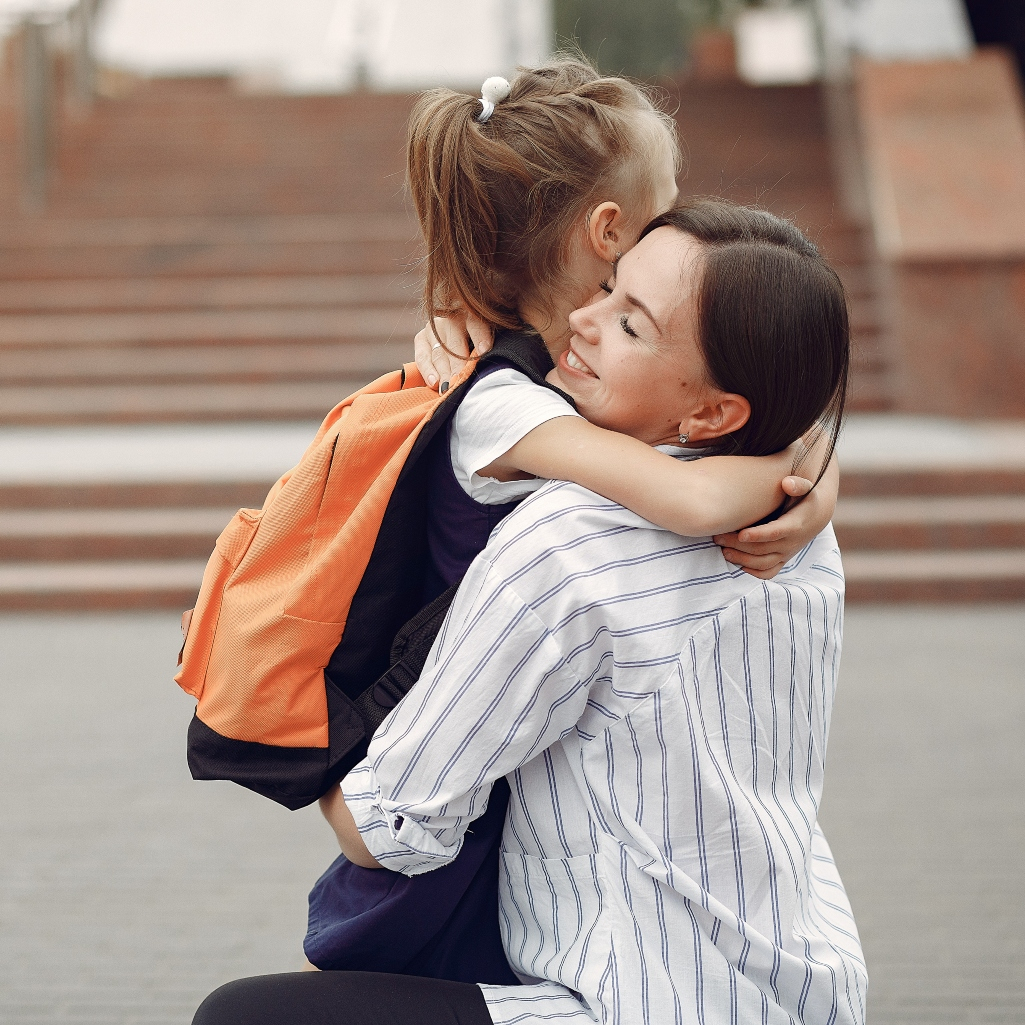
[302, 58, 839, 982]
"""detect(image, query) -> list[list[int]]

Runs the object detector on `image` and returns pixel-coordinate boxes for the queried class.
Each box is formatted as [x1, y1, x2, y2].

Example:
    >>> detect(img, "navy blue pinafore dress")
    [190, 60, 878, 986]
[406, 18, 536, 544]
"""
[304, 355, 558, 983]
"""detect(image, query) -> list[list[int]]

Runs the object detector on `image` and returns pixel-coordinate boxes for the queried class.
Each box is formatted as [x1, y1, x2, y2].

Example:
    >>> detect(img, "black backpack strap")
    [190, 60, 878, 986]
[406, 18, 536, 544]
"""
[328, 327, 575, 765]
[477, 328, 576, 405]
[350, 580, 461, 737]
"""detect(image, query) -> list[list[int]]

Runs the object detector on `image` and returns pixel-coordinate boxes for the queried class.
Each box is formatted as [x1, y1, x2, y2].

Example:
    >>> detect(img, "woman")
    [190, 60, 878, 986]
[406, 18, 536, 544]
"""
[193, 201, 865, 1025]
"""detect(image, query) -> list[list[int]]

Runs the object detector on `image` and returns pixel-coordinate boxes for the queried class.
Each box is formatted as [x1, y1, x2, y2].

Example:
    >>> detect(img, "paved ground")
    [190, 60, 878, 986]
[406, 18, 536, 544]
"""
[1, 605, 1023, 1024]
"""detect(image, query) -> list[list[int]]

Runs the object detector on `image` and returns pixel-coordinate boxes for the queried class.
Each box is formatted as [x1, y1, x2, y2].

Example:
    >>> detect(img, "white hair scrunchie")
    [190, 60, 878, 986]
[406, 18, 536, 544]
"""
[476, 76, 511, 123]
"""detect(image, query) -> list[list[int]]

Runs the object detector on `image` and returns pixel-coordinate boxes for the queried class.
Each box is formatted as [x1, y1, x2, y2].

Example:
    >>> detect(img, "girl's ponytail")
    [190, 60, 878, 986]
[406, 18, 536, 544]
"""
[406, 57, 680, 336]
[407, 89, 524, 332]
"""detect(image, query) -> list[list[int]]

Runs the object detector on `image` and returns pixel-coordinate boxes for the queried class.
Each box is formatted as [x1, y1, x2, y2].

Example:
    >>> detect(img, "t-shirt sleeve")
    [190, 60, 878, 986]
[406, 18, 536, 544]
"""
[450, 367, 581, 505]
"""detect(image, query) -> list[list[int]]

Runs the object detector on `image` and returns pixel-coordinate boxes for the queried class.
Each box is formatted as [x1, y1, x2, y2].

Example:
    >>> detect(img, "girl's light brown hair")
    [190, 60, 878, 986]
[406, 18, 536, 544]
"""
[407, 56, 679, 335]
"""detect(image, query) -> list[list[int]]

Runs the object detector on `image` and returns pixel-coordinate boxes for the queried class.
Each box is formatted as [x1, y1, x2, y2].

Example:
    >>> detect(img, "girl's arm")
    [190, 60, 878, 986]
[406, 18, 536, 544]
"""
[488, 416, 809, 540]
[715, 453, 839, 578]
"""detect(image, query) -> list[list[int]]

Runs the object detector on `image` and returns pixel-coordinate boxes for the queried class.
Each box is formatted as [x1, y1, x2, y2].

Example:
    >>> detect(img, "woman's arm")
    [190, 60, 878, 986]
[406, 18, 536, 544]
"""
[493, 416, 799, 539]
[340, 563, 592, 875]
[319, 784, 381, 868]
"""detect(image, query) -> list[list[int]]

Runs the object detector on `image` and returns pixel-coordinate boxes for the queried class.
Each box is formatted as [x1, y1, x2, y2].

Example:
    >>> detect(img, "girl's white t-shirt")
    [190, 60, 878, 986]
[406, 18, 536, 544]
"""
[449, 368, 581, 505]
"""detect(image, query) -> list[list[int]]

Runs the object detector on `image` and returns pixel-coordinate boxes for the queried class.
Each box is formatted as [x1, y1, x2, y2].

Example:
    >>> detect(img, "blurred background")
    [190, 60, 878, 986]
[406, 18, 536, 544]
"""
[0, 2, 1023, 1023]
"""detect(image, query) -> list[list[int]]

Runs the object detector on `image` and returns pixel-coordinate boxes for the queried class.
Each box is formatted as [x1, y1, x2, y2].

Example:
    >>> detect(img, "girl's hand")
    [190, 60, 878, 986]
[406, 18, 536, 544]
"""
[413, 313, 494, 392]
[713, 454, 840, 579]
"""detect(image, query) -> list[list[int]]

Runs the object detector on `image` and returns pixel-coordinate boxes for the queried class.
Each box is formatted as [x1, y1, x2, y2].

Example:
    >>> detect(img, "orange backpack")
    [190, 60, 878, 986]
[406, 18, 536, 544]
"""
[175, 331, 556, 809]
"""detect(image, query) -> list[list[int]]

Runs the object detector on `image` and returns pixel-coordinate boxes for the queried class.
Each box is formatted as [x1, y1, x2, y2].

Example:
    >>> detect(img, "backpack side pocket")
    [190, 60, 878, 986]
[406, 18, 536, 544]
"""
[175, 508, 263, 701]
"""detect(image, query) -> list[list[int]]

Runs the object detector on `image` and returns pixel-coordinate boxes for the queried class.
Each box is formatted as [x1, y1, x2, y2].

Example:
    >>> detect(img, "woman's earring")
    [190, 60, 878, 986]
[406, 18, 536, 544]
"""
[678, 433, 689, 445]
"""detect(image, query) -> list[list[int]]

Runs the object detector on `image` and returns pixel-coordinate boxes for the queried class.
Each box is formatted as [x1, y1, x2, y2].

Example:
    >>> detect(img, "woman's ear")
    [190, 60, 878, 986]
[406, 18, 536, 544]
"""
[587, 202, 624, 263]
[679, 392, 751, 444]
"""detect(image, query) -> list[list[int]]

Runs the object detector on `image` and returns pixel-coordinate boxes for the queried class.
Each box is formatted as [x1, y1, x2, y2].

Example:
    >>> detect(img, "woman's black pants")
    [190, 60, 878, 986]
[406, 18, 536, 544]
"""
[192, 971, 493, 1025]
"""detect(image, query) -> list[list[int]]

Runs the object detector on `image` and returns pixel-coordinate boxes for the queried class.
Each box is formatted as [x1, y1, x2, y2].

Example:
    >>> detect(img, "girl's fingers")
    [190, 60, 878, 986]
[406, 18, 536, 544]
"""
[781, 475, 813, 497]
[713, 530, 783, 551]
[720, 548, 783, 571]
[413, 325, 442, 390]
[465, 311, 495, 354]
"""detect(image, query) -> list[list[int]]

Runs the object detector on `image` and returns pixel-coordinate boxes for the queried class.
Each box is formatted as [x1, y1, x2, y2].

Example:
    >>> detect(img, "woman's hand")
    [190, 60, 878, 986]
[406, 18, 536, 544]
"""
[318, 784, 382, 869]
[713, 454, 840, 579]
[413, 312, 494, 391]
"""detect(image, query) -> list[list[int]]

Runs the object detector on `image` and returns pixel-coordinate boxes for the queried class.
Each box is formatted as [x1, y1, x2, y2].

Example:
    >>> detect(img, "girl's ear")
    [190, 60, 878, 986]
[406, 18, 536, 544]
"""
[679, 392, 751, 444]
[587, 202, 624, 263]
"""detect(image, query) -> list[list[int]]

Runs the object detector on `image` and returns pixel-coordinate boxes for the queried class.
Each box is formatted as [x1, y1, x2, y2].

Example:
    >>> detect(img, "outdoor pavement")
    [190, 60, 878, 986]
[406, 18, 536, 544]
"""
[1, 604, 1023, 1025]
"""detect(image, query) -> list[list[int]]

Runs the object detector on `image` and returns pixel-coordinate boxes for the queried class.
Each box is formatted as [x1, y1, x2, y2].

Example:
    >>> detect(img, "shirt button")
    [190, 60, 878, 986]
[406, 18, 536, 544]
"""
[394, 815, 404, 831]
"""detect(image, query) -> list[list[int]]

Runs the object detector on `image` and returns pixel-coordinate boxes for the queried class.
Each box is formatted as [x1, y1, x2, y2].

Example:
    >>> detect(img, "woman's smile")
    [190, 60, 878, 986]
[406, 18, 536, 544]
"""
[560, 346, 597, 378]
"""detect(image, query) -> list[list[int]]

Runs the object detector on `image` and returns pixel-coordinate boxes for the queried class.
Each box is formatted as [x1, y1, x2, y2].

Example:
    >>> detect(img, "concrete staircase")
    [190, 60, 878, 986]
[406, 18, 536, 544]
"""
[0, 75, 1021, 608]
[672, 81, 891, 414]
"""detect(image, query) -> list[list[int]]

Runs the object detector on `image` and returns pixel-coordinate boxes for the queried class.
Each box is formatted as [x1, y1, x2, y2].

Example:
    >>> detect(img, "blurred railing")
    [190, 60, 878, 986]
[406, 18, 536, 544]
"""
[5, 0, 102, 210]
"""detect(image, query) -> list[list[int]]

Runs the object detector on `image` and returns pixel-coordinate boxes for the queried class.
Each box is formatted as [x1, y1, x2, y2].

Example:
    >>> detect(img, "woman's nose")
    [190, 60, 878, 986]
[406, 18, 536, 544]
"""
[568, 304, 596, 343]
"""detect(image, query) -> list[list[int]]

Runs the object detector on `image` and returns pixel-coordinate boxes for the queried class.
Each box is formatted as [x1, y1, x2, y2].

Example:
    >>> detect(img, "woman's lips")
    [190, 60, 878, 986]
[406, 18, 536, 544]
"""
[560, 346, 597, 378]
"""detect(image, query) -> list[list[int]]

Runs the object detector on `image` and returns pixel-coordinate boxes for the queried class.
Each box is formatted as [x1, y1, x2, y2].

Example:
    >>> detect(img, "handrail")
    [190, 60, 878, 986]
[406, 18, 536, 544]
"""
[10, 0, 102, 211]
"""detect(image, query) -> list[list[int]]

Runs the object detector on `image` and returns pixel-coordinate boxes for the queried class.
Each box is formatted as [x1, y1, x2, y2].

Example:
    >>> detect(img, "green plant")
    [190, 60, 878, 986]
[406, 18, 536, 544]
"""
[555, 0, 687, 78]
[554, 0, 757, 78]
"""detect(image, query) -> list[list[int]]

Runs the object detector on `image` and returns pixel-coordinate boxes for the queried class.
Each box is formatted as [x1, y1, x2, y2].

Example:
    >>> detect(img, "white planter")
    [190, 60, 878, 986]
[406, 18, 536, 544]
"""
[735, 6, 820, 86]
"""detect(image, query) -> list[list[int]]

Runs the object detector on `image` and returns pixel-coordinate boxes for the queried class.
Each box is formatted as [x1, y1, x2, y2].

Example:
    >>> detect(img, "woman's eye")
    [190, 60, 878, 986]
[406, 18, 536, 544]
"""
[598, 279, 613, 294]
[619, 314, 638, 339]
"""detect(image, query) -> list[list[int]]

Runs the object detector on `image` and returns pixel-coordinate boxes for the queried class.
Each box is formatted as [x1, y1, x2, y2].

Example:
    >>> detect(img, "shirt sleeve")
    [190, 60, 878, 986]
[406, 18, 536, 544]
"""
[449, 368, 581, 506]
[341, 555, 588, 875]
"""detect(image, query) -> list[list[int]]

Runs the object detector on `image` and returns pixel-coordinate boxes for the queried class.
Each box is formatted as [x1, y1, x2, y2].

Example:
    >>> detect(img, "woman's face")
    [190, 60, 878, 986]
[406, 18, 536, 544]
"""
[550, 228, 714, 446]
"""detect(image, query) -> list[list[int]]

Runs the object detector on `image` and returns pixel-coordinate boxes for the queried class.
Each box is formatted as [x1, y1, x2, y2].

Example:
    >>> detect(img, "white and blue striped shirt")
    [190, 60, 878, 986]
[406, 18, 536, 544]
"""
[344, 478, 866, 1025]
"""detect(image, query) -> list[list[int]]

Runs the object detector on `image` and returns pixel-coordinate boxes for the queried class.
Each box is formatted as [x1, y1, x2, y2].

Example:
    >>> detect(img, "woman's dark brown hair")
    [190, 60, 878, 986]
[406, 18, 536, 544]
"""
[641, 199, 849, 487]
[407, 56, 678, 334]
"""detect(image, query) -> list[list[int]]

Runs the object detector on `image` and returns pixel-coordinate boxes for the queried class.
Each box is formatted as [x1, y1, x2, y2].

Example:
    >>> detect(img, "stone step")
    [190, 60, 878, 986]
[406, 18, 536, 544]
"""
[0, 214, 418, 281]
[843, 549, 1025, 602]
[0, 481, 273, 510]
[845, 371, 892, 413]
[835, 495, 1025, 549]
[0, 559, 206, 610]
[0, 507, 236, 560]
[0, 213, 414, 249]
[0, 273, 413, 313]
[0, 240, 417, 281]
[0, 380, 367, 424]
[842, 468, 1025, 497]
[7, 494, 1025, 562]
[0, 341, 408, 385]
[0, 307, 420, 348]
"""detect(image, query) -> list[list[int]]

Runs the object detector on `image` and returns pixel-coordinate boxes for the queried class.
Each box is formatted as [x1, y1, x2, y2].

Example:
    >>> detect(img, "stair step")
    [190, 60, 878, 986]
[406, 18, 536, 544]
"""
[842, 468, 1025, 497]
[0, 559, 205, 610]
[0, 241, 417, 281]
[0, 482, 273, 510]
[0, 213, 414, 249]
[0, 507, 234, 560]
[835, 495, 1025, 548]
[0, 341, 408, 385]
[843, 549, 1025, 602]
[846, 371, 893, 412]
[0, 380, 367, 424]
[0, 274, 414, 313]
[0, 307, 420, 347]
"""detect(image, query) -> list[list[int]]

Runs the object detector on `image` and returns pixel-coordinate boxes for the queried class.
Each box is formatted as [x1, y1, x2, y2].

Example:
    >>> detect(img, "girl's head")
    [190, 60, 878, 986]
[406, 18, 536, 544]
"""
[551, 199, 849, 480]
[408, 56, 680, 335]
